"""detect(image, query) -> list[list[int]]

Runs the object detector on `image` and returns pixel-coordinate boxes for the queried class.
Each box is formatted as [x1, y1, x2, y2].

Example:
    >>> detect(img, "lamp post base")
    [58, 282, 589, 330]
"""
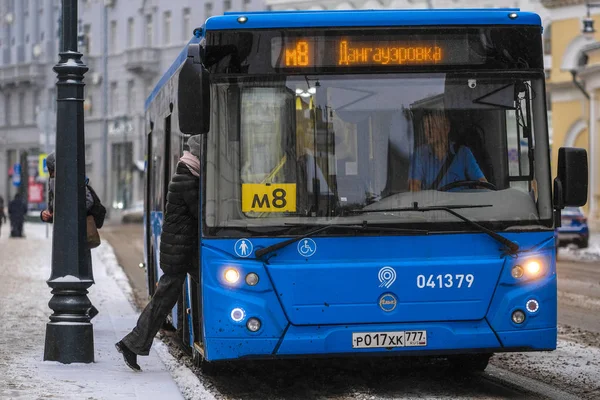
[44, 322, 94, 363]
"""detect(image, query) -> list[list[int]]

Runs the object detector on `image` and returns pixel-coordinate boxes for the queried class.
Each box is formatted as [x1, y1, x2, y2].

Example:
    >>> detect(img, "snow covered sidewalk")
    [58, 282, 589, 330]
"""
[0, 223, 194, 400]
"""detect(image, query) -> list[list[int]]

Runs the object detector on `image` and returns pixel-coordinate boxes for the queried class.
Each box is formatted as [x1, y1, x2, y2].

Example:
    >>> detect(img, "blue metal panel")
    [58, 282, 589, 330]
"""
[200, 246, 289, 360]
[200, 231, 556, 361]
[276, 320, 500, 356]
[206, 10, 541, 31]
[497, 327, 556, 349]
[487, 236, 558, 338]
[207, 338, 281, 360]
[266, 254, 504, 325]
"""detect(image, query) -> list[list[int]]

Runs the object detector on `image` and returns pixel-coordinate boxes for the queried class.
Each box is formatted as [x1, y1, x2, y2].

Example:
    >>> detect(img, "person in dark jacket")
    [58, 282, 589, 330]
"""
[116, 135, 201, 372]
[8, 193, 28, 237]
[40, 152, 100, 320]
[0, 195, 6, 237]
[41, 152, 95, 223]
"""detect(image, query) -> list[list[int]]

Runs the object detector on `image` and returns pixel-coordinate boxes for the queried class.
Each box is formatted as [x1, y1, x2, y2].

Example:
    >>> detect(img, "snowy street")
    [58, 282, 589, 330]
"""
[1, 222, 600, 399]
[0, 223, 211, 400]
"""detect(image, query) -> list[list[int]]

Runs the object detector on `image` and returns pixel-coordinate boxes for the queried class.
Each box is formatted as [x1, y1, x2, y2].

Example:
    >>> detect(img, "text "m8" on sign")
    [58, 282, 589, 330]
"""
[242, 183, 297, 212]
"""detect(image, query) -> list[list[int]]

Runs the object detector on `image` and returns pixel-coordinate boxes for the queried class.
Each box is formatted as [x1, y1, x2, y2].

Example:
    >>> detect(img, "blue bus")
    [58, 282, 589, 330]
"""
[143, 8, 588, 372]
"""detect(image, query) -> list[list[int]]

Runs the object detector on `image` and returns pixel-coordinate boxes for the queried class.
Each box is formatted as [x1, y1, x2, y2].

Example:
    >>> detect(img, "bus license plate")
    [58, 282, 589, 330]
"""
[352, 330, 427, 348]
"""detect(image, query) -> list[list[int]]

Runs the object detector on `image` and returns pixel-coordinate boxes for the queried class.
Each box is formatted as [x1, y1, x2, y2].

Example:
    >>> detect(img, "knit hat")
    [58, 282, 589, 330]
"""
[46, 152, 56, 173]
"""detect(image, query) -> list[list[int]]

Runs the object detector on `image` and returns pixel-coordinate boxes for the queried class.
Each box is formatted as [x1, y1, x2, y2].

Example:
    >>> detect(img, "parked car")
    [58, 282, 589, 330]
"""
[557, 207, 589, 248]
[121, 201, 143, 223]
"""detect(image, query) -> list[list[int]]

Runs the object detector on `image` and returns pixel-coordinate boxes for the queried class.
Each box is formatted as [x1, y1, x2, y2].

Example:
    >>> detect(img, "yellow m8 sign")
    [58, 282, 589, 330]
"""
[242, 183, 297, 212]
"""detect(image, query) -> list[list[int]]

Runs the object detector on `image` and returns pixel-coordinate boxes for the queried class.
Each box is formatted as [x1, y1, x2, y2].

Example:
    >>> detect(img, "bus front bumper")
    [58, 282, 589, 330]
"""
[204, 321, 556, 361]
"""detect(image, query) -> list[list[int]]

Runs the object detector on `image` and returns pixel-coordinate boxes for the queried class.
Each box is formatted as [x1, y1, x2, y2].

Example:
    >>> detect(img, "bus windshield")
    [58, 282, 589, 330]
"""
[204, 73, 552, 236]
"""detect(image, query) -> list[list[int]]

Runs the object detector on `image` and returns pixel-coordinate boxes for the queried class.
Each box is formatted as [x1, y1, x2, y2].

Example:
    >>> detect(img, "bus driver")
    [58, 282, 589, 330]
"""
[408, 110, 487, 192]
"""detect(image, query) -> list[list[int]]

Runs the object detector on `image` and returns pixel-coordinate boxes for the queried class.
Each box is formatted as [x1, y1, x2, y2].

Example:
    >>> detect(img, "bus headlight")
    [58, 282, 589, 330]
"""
[247, 318, 261, 332]
[511, 260, 544, 280]
[512, 310, 526, 324]
[245, 273, 259, 286]
[511, 265, 524, 278]
[224, 268, 240, 284]
[524, 260, 541, 276]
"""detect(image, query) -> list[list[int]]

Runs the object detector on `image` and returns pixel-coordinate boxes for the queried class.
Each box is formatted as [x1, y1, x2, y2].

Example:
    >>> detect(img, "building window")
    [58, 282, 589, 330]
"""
[543, 23, 551, 56]
[24, 0, 29, 15]
[111, 142, 133, 209]
[110, 82, 118, 116]
[33, 91, 40, 122]
[182, 8, 191, 41]
[127, 18, 134, 48]
[163, 11, 171, 45]
[85, 144, 93, 169]
[5, 94, 11, 126]
[38, 0, 43, 14]
[243, 0, 251, 10]
[110, 20, 117, 53]
[83, 24, 91, 53]
[127, 80, 135, 114]
[205, 3, 213, 18]
[84, 94, 93, 117]
[224, 0, 231, 11]
[19, 93, 25, 125]
[145, 14, 153, 47]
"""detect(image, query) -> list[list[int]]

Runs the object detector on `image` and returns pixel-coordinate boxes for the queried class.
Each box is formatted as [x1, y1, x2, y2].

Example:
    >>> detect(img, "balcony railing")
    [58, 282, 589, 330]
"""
[0, 63, 46, 87]
[124, 48, 160, 76]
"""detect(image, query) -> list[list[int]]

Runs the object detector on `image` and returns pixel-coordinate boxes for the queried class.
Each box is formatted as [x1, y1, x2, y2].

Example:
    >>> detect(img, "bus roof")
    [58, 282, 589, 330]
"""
[206, 9, 541, 30]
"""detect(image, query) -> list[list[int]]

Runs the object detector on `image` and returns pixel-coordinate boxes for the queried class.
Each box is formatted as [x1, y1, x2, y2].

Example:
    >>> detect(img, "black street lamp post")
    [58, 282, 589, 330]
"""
[43, 0, 95, 363]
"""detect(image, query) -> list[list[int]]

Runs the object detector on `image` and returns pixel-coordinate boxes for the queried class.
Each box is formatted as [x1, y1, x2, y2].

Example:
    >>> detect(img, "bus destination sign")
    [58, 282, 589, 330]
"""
[271, 35, 471, 69]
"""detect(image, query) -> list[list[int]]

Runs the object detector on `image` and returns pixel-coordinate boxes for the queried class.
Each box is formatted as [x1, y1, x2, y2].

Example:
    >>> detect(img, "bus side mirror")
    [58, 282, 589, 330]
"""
[178, 43, 210, 135]
[555, 147, 588, 208]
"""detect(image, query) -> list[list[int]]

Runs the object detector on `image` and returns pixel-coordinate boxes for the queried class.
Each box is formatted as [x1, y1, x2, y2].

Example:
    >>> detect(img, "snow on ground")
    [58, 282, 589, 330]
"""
[558, 233, 600, 262]
[0, 223, 213, 400]
[492, 338, 600, 399]
[99, 238, 217, 400]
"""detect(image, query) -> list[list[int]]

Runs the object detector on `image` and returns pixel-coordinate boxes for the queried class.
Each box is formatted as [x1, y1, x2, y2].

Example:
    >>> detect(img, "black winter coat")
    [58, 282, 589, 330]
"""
[160, 162, 200, 275]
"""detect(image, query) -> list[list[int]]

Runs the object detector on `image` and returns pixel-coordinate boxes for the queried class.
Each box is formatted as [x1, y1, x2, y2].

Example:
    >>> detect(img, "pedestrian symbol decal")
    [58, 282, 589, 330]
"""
[297, 238, 317, 257]
[234, 238, 253, 258]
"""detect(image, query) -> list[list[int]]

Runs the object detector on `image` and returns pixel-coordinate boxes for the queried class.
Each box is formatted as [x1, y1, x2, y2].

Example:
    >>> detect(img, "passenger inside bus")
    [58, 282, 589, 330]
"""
[408, 110, 487, 192]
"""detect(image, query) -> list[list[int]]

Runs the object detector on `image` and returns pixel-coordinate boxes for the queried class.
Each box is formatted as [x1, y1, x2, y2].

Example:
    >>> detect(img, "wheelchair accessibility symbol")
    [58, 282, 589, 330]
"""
[297, 238, 317, 257]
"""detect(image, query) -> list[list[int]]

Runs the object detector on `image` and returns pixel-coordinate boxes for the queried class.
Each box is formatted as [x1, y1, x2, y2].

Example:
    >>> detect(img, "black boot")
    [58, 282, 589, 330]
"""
[115, 341, 141, 371]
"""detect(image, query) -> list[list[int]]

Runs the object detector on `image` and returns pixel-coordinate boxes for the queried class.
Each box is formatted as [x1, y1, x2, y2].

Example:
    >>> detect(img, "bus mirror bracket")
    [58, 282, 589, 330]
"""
[555, 147, 588, 209]
[178, 43, 210, 135]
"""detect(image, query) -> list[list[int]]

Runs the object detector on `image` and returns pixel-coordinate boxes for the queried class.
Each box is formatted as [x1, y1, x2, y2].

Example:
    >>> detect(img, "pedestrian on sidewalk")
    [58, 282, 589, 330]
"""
[8, 193, 27, 237]
[0, 195, 6, 237]
[116, 135, 202, 372]
[41, 152, 106, 319]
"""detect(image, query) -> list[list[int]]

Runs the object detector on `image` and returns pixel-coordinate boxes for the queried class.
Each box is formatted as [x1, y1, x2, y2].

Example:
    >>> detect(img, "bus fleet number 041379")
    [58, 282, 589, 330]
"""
[416, 274, 475, 289]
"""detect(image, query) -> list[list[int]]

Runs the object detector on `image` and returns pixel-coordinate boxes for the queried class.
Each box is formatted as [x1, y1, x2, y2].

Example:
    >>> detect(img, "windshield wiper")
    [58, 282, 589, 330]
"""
[254, 222, 428, 259]
[349, 203, 519, 255]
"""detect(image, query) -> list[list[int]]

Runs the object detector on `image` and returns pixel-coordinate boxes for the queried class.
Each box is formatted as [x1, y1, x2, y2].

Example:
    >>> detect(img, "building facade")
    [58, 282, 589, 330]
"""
[2, 0, 567, 222]
[0, 0, 263, 218]
[266, 0, 548, 15]
[542, 0, 600, 221]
